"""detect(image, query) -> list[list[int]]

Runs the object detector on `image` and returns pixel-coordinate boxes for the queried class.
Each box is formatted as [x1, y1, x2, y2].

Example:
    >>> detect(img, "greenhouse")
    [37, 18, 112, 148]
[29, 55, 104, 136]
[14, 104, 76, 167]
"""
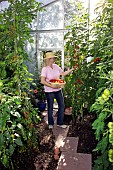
[0, 0, 113, 170]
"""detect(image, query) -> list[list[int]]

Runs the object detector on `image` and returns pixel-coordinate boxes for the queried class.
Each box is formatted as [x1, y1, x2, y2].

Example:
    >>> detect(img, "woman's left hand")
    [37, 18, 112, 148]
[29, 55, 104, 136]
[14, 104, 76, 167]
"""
[73, 64, 79, 70]
[51, 83, 61, 89]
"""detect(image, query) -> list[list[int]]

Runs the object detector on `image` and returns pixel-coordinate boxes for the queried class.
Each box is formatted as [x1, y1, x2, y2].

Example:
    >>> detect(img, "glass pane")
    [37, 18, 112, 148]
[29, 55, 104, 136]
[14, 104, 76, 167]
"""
[38, 32, 64, 49]
[38, 0, 64, 30]
[0, 1, 9, 11]
[25, 34, 37, 75]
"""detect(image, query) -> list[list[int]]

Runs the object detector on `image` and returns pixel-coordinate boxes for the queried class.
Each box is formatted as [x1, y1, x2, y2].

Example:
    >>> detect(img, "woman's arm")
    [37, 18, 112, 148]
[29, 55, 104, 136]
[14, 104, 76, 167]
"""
[41, 76, 61, 89]
[60, 67, 75, 76]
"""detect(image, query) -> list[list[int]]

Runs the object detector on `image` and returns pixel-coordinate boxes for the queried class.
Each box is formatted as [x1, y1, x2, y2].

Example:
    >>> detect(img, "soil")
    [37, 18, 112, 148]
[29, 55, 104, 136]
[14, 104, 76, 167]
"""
[0, 110, 97, 170]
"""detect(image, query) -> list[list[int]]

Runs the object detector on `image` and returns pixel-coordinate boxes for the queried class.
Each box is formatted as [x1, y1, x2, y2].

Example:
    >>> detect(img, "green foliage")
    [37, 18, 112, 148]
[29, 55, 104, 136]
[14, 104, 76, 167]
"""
[0, 93, 40, 167]
[93, 150, 110, 170]
[64, 1, 99, 117]
[0, 0, 42, 168]
[64, 1, 113, 169]
[30, 79, 46, 102]
[90, 3, 113, 169]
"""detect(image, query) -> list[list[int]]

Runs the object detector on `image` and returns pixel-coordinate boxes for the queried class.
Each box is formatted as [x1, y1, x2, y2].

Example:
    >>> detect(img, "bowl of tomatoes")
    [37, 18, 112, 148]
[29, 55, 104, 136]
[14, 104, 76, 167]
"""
[49, 79, 66, 88]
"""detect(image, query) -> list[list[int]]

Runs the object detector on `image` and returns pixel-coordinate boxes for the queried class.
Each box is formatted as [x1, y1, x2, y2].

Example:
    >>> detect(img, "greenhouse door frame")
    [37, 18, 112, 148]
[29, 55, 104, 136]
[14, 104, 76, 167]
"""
[36, 0, 65, 71]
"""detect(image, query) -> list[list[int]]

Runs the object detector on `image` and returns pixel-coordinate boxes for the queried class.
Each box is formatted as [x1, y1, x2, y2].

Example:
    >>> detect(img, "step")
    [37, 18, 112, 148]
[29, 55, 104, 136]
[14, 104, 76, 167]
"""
[74, 153, 92, 170]
[57, 151, 76, 170]
[52, 126, 69, 148]
[57, 152, 92, 170]
[60, 137, 79, 153]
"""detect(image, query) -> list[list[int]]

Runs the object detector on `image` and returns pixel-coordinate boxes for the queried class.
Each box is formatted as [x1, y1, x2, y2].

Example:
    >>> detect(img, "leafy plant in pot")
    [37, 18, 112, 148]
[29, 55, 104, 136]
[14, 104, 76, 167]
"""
[30, 81, 46, 112]
[64, 94, 72, 115]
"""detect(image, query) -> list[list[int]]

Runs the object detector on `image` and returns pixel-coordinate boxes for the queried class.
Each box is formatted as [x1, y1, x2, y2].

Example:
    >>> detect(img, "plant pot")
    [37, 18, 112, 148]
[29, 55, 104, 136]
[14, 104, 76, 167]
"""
[37, 102, 46, 112]
[64, 107, 72, 115]
[54, 148, 60, 155]
[54, 154, 59, 160]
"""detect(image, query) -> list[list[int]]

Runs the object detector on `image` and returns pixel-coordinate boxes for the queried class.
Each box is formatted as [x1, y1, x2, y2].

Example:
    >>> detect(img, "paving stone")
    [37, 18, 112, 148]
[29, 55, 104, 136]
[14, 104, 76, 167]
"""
[57, 152, 92, 170]
[75, 153, 92, 170]
[53, 125, 69, 137]
[57, 152, 76, 170]
[60, 137, 79, 153]
[52, 126, 69, 148]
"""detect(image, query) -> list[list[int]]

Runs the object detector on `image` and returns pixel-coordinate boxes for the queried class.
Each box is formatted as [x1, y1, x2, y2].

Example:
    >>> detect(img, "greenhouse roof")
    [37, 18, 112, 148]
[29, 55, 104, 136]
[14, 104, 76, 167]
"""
[37, 0, 59, 7]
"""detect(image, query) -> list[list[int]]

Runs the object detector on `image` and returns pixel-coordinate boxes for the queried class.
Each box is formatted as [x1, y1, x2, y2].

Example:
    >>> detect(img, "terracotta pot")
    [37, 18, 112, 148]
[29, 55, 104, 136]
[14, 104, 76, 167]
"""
[64, 107, 72, 115]
[54, 148, 60, 155]
[54, 154, 59, 160]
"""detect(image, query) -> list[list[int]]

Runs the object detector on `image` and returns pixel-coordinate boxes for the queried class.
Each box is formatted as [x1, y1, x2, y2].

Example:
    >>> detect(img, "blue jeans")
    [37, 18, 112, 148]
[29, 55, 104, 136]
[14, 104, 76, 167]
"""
[45, 90, 65, 126]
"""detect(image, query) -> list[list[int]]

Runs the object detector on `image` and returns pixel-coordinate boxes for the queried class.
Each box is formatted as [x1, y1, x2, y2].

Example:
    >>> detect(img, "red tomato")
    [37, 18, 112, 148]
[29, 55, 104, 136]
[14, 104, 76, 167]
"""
[73, 63, 79, 69]
[50, 79, 64, 83]
[93, 57, 101, 62]
[55, 80, 58, 83]
[77, 78, 84, 84]
[50, 79, 57, 83]
[58, 79, 64, 83]
[75, 45, 80, 49]
[77, 78, 81, 83]
[74, 49, 77, 53]
[78, 96, 81, 99]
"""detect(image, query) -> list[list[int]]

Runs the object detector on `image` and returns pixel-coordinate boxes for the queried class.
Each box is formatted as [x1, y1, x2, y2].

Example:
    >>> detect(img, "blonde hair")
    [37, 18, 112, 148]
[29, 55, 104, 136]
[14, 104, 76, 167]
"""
[43, 58, 50, 67]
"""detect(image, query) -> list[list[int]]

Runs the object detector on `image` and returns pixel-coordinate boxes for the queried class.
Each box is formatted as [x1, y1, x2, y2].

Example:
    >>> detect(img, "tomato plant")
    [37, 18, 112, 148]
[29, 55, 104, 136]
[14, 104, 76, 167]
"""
[0, 0, 42, 168]
[64, 1, 113, 170]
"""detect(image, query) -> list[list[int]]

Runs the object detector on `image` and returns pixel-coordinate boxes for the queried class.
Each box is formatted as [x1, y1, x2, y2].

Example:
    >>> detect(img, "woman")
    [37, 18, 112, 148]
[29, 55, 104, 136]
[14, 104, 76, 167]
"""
[41, 52, 75, 129]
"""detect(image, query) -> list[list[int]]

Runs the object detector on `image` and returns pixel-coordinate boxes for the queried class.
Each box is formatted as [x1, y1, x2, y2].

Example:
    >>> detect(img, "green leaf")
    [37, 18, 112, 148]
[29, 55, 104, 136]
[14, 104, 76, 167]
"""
[98, 112, 108, 121]
[2, 154, 9, 167]
[11, 111, 21, 118]
[94, 134, 108, 153]
[108, 0, 113, 4]
[92, 118, 105, 140]
[17, 123, 23, 129]
[4, 131, 10, 140]
[0, 133, 5, 147]
[9, 145, 15, 156]
[28, 77, 33, 81]
[17, 47, 22, 52]
[93, 151, 110, 170]
[15, 138, 23, 146]
[17, 123, 27, 139]
[29, 38, 34, 43]
[1, 69, 6, 78]
[14, 99, 21, 105]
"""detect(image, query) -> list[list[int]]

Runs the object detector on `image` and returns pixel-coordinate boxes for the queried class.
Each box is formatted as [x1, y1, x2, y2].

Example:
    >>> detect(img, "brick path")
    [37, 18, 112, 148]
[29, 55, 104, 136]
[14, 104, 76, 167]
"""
[42, 103, 92, 170]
